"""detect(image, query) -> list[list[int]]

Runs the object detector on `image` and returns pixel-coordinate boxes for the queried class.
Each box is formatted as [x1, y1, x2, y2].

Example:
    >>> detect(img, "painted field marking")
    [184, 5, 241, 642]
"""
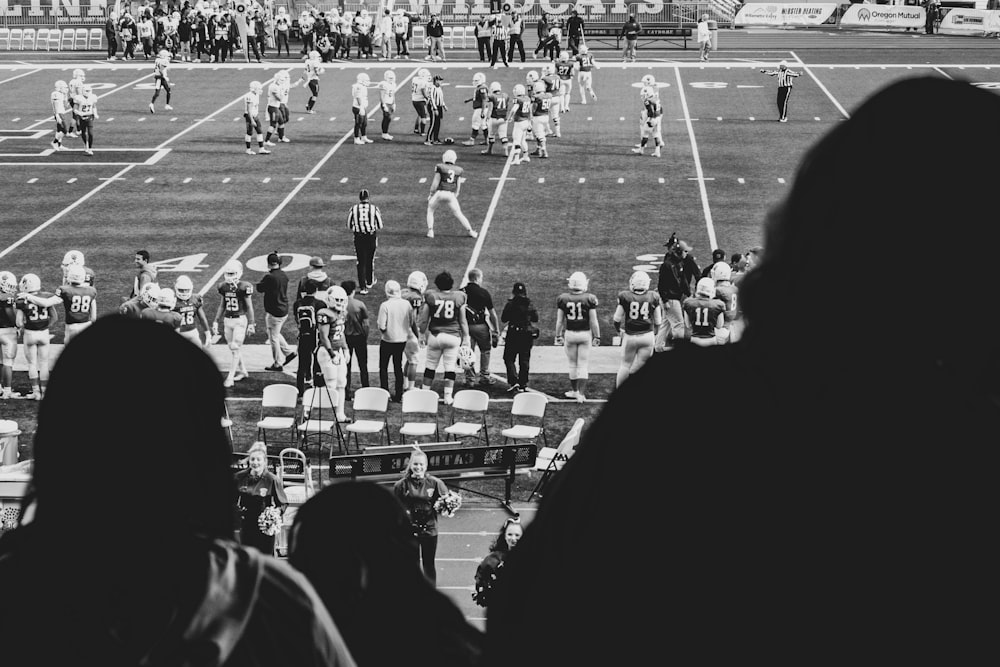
[791, 50, 849, 119]
[222, 177, 231, 183]
[538, 177, 544, 183]
[674, 66, 717, 251]
[617, 177, 624, 183]
[0, 69, 42, 86]
[419, 177, 427, 183]
[340, 177, 349, 183]
[578, 177, 585, 183]
[27, 178, 37, 184]
[379, 177, 387, 183]
[459, 148, 517, 290]
[262, 177, 271, 183]
[183, 177, 192, 183]
[738, 177, 745, 184]
[658, 177, 665, 184]
[777, 177, 786, 184]
[144, 177, 154, 183]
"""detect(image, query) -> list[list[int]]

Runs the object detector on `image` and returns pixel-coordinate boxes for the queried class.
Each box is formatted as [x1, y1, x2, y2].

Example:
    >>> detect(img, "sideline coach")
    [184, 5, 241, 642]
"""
[347, 188, 384, 294]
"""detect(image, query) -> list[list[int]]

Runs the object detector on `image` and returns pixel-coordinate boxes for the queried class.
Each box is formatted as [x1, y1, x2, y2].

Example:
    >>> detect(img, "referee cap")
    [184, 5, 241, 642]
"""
[359, 188, 370, 201]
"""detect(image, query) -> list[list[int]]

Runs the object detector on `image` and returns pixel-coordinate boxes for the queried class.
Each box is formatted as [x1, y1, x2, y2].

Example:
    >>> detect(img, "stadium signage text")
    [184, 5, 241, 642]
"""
[1, 0, 106, 17]
[734, 3, 837, 26]
[841, 4, 924, 28]
[395, 0, 665, 16]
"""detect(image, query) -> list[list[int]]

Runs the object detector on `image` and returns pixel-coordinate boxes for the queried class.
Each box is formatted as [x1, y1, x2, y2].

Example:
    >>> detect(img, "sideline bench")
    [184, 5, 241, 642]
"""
[328, 441, 537, 515]
[583, 23, 691, 50]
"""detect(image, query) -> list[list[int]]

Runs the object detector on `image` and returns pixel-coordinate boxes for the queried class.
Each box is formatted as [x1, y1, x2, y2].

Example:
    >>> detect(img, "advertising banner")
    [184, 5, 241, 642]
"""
[939, 8, 1000, 35]
[734, 3, 837, 27]
[840, 4, 925, 29]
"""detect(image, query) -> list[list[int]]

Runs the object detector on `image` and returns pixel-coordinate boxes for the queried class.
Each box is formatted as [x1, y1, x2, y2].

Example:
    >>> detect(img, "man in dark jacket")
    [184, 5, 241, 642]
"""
[656, 235, 700, 350]
[256, 252, 297, 371]
[621, 14, 640, 62]
[566, 9, 585, 55]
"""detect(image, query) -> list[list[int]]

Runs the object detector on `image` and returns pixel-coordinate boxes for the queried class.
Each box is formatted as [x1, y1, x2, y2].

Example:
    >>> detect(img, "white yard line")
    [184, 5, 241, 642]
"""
[0, 68, 41, 85]
[198, 69, 420, 296]
[790, 51, 850, 119]
[0, 88, 252, 262]
[459, 151, 517, 288]
[673, 66, 718, 252]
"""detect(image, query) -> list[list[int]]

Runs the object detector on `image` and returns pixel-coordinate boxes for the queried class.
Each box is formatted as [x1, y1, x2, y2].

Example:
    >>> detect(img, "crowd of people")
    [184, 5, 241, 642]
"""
[2, 75, 995, 665]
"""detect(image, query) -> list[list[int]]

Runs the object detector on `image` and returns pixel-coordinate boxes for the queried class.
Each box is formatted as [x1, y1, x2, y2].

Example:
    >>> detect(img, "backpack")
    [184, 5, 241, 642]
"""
[296, 299, 317, 334]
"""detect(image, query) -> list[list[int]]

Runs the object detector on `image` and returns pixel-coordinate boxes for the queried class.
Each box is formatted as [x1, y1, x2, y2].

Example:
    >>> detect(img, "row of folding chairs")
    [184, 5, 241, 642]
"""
[256, 384, 548, 460]
[0, 27, 103, 50]
[410, 25, 474, 49]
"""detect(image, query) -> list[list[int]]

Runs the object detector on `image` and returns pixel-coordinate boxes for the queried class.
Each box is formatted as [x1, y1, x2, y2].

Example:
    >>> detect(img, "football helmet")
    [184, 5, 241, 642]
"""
[567, 271, 588, 292]
[418, 67, 431, 79]
[276, 70, 290, 83]
[710, 262, 732, 282]
[458, 345, 475, 370]
[326, 285, 348, 312]
[82, 84, 93, 96]
[159, 49, 170, 59]
[250, 80, 263, 94]
[62, 250, 85, 269]
[72, 69, 85, 80]
[489, 81, 502, 93]
[526, 70, 539, 84]
[442, 149, 457, 164]
[541, 63, 554, 76]
[19, 273, 41, 294]
[472, 72, 486, 86]
[579, 44, 589, 54]
[696, 277, 716, 298]
[558, 51, 569, 62]
[140, 282, 161, 308]
[0, 271, 17, 295]
[532, 81, 546, 95]
[308, 49, 320, 60]
[629, 271, 651, 293]
[223, 259, 243, 285]
[65, 265, 86, 286]
[384, 70, 396, 82]
[55, 80, 68, 93]
[357, 72, 370, 85]
[406, 271, 428, 292]
[513, 83, 526, 97]
[640, 86, 655, 100]
[641, 74, 656, 87]
[174, 275, 193, 300]
[157, 287, 177, 310]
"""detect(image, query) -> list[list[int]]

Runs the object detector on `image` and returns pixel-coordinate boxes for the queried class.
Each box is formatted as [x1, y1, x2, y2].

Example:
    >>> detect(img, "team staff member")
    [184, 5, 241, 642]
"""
[256, 252, 297, 371]
[341, 280, 370, 401]
[347, 188, 383, 294]
[507, 10, 526, 63]
[565, 9, 585, 56]
[655, 236, 700, 350]
[760, 61, 800, 122]
[461, 268, 500, 386]
[292, 280, 321, 396]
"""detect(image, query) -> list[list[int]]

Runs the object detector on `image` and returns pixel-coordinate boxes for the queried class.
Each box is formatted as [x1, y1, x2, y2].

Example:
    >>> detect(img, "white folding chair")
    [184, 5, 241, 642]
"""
[60, 28, 75, 50]
[0, 28, 11, 50]
[529, 418, 584, 500]
[256, 383, 299, 449]
[398, 388, 440, 443]
[89, 27, 103, 50]
[342, 387, 392, 451]
[451, 25, 466, 48]
[275, 447, 313, 556]
[36, 28, 49, 50]
[501, 392, 548, 447]
[74, 27, 88, 49]
[20, 28, 35, 50]
[443, 389, 490, 445]
[46, 29, 61, 51]
[442, 25, 453, 49]
[411, 25, 425, 44]
[8, 28, 23, 50]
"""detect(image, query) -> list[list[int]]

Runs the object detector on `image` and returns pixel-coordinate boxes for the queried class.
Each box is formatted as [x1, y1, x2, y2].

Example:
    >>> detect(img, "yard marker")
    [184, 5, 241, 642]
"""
[138, 117, 145, 122]
[340, 177, 348, 183]
[738, 177, 745, 184]
[183, 177, 192, 184]
[674, 66, 718, 252]
[717, 116, 722, 121]
[578, 177, 585, 183]
[27, 178, 37, 184]
[419, 177, 427, 183]
[222, 177, 231, 183]
[11, 118, 19, 122]
[777, 178, 786, 184]
[262, 177, 271, 183]
[749, 116, 755, 121]
[106, 118, 114, 122]
[379, 177, 387, 183]
[67, 178, 77, 184]
[144, 177, 154, 184]
[658, 177, 665, 184]
[586, 117, 592, 121]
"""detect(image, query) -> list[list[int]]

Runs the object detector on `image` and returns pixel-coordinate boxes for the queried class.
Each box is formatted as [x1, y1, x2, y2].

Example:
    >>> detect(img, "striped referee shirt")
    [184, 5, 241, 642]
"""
[491, 21, 509, 40]
[347, 202, 384, 234]
[764, 68, 800, 88]
[427, 84, 445, 109]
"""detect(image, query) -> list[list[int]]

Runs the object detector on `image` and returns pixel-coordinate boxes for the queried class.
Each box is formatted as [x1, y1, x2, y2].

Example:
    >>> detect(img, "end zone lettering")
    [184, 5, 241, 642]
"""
[1, 0, 107, 18]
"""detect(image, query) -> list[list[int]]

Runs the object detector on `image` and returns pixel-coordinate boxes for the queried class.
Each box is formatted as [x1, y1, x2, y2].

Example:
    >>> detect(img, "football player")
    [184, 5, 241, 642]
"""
[212, 259, 255, 388]
[711, 262, 741, 343]
[351, 72, 375, 145]
[60, 250, 95, 287]
[243, 80, 269, 155]
[632, 84, 663, 158]
[401, 271, 428, 392]
[506, 83, 532, 165]
[612, 271, 662, 388]
[316, 285, 350, 422]
[554, 51, 576, 113]
[411, 67, 431, 135]
[0, 271, 19, 399]
[56, 265, 97, 344]
[141, 286, 182, 330]
[264, 70, 294, 147]
[50, 80, 70, 151]
[540, 63, 562, 138]
[67, 69, 85, 137]
[295, 50, 325, 113]
[529, 80, 551, 159]
[575, 44, 597, 104]
[15, 274, 57, 400]
[378, 69, 397, 140]
[74, 84, 98, 156]
[416, 271, 470, 406]
[149, 49, 174, 114]
[427, 150, 477, 239]
[462, 72, 490, 147]
[119, 282, 160, 319]
[554, 271, 600, 402]
[482, 81, 510, 156]
[683, 277, 726, 347]
[173, 274, 210, 347]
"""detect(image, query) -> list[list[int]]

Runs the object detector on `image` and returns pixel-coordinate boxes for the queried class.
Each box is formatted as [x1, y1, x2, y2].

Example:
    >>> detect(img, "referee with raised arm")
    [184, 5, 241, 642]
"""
[347, 188, 383, 295]
[489, 10, 509, 69]
[760, 60, 801, 123]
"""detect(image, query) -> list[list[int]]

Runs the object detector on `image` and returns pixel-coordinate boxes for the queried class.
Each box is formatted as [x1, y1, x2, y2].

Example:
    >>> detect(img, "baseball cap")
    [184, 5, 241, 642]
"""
[309, 256, 325, 268]
[673, 241, 693, 252]
[711, 249, 726, 262]
[433, 75, 444, 82]
[266, 252, 281, 266]
[512, 282, 527, 296]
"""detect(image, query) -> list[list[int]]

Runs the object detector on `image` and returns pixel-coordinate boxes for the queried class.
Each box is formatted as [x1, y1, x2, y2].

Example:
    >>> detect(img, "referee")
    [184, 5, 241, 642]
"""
[347, 189, 383, 295]
[489, 11, 509, 69]
[759, 61, 800, 123]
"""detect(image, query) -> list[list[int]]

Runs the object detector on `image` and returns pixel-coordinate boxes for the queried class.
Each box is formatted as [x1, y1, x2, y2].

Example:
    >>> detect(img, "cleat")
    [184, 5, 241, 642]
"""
[413, 129, 422, 134]
[381, 133, 394, 140]
[369, 278, 377, 288]
[306, 109, 315, 113]
[540, 153, 548, 158]
[481, 149, 492, 155]
[358, 288, 369, 295]
[50, 141, 59, 150]
[576, 393, 586, 403]
[468, 228, 478, 238]
[426, 228, 434, 238]
[564, 391, 579, 399]
[246, 148, 256, 154]
[651, 148, 661, 157]
[355, 137, 365, 144]
[264, 140, 276, 146]
[84, 149, 93, 156]
[511, 158, 521, 165]
[258, 148, 271, 154]
[631, 148, 644, 154]
[521, 155, 530, 163]
[149, 103, 155, 114]
[223, 377, 234, 388]
[461, 139, 475, 146]
[423, 140, 434, 146]
[234, 371, 249, 382]
[280, 136, 291, 142]
[164, 104, 172, 111]
[779, 118, 788, 123]
[363, 137, 374, 143]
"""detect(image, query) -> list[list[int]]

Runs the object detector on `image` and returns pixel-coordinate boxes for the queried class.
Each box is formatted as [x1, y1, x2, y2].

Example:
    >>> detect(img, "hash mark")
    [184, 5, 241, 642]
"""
[67, 178, 77, 183]
[183, 177, 192, 184]
[144, 177, 154, 183]
[222, 177, 231, 183]
[27, 178, 37, 184]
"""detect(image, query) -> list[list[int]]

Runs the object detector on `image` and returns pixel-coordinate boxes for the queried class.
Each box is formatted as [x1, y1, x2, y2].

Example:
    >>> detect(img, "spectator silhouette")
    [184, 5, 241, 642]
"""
[0, 316, 355, 666]
[483, 77, 999, 666]
[289, 481, 484, 667]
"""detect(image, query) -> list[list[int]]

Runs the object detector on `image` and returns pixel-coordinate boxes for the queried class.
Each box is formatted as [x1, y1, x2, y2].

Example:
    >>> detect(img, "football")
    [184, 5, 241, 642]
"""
[444, 137, 454, 144]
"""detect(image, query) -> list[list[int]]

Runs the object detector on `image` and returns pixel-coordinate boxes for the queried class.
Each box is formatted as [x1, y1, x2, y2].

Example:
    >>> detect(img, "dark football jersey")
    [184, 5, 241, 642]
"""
[425, 289, 466, 336]
[714, 284, 739, 322]
[174, 294, 204, 332]
[56, 284, 97, 325]
[218, 280, 254, 317]
[141, 307, 182, 329]
[16, 292, 55, 331]
[683, 296, 726, 338]
[557, 292, 599, 332]
[317, 307, 348, 350]
[0, 295, 17, 328]
[617, 290, 661, 335]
